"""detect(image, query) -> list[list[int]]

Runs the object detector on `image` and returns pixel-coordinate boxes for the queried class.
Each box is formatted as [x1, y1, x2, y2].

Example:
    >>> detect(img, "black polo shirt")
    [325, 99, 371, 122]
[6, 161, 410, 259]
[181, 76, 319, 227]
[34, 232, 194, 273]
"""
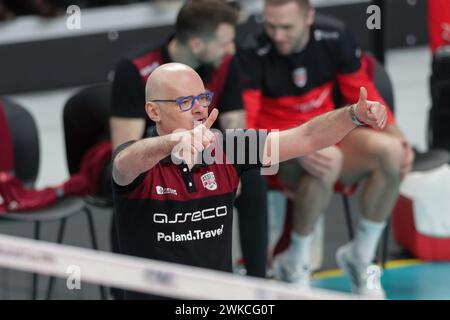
[112, 127, 268, 297]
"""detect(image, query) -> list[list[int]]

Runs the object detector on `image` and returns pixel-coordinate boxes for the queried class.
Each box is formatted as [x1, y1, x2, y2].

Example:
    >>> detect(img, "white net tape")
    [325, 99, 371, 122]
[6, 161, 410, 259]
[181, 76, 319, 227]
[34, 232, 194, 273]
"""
[0, 233, 367, 300]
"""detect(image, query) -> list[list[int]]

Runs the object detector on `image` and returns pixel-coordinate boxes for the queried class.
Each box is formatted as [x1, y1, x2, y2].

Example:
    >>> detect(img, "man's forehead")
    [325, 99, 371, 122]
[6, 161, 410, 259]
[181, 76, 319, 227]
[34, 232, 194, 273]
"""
[264, 2, 304, 22]
[162, 78, 205, 97]
[215, 23, 235, 39]
[264, 18, 296, 28]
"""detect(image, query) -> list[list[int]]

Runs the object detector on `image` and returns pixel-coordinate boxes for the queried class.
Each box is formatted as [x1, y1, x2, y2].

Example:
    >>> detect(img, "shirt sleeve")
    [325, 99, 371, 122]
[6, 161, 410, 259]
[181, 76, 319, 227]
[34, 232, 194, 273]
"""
[236, 47, 263, 129]
[334, 28, 396, 125]
[216, 56, 244, 113]
[222, 129, 268, 176]
[110, 59, 147, 119]
[111, 140, 147, 193]
[334, 27, 362, 75]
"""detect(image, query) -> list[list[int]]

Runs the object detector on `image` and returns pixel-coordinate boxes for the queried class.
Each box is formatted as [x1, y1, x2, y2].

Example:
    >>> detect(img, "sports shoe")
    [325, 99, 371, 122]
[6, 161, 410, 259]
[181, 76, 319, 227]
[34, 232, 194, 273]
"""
[272, 250, 311, 289]
[336, 243, 386, 299]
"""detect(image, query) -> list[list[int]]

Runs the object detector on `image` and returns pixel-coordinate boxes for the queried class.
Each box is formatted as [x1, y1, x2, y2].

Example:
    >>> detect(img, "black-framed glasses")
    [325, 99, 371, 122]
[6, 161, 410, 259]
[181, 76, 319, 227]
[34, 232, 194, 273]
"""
[150, 91, 214, 112]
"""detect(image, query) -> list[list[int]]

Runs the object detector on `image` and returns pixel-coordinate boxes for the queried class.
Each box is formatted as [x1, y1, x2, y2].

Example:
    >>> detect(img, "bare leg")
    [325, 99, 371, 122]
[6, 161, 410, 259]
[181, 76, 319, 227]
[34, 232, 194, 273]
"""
[335, 128, 403, 297]
[278, 146, 343, 236]
[340, 128, 403, 222]
[274, 146, 342, 285]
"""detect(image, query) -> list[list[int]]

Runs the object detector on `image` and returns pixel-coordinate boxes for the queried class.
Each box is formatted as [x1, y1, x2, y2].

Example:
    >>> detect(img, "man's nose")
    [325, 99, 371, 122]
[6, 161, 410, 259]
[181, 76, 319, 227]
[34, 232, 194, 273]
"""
[191, 97, 205, 113]
[272, 28, 286, 42]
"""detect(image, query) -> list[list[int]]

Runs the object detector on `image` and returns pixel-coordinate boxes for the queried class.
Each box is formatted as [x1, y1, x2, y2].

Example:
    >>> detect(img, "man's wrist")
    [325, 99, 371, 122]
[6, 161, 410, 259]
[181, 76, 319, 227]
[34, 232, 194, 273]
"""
[348, 104, 365, 126]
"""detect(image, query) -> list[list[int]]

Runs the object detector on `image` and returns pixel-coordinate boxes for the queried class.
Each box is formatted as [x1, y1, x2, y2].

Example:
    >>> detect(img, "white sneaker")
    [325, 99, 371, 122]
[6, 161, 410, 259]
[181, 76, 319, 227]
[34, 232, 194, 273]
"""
[272, 251, 311, 289]
[336, 244, 386, 299]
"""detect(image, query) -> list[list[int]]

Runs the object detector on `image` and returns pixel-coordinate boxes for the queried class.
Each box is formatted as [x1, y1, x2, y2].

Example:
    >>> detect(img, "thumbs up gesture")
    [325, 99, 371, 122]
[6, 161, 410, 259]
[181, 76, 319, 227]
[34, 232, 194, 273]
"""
[352, 87, 388, 130]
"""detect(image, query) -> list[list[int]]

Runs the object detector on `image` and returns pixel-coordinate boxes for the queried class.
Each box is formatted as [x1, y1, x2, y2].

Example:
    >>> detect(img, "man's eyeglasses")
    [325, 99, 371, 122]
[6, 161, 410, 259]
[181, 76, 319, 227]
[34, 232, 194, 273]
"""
[150, 91, 214, 112]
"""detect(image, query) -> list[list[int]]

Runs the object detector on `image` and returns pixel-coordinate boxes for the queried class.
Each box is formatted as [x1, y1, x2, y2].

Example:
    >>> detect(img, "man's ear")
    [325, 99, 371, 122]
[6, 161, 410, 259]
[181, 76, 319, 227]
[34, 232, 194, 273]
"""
[146, 101, 161, 123]
[188, 36, 205, 55]
[307, 8, 315, 26]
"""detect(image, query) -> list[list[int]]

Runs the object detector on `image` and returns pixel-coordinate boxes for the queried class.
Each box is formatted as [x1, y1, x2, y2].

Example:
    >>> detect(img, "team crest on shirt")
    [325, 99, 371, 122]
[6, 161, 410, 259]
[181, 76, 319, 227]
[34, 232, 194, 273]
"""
[201, 172, 217, 191]
[292, 67, 307, 88]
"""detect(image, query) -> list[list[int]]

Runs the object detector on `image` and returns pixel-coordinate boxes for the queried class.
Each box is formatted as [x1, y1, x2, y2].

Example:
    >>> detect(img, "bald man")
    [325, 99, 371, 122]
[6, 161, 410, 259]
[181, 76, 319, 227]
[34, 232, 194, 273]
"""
[112, 62, 387, 299]
[109, 0, 269, 280]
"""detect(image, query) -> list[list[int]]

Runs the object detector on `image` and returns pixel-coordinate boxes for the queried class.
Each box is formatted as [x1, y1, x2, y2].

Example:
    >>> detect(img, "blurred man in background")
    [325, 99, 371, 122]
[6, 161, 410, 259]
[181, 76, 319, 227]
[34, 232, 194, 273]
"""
[238, 0, 414, 297]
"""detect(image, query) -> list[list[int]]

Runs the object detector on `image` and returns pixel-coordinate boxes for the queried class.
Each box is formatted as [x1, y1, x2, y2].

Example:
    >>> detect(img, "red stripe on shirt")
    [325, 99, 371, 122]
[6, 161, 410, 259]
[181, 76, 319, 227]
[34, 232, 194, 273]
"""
[256, 82, 335, 130]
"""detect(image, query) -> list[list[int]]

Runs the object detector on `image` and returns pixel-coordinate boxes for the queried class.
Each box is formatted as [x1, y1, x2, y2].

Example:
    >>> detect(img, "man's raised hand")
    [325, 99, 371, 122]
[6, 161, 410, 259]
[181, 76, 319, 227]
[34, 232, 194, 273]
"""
[203, 108, 219, 129]
[194, 108, 218, 152]
[354, 86, 388, 130]
[171, 108, 219, 165]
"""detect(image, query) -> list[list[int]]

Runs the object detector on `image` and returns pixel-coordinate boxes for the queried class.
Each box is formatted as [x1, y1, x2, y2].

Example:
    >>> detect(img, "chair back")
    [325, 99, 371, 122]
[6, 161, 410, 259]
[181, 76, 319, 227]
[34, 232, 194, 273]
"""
[1, 98, 40, 186]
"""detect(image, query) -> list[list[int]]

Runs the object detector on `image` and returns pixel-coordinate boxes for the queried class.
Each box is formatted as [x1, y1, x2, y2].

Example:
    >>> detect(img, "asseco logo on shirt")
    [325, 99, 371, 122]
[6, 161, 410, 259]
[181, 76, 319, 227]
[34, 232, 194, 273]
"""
[201, 172, 217, 191]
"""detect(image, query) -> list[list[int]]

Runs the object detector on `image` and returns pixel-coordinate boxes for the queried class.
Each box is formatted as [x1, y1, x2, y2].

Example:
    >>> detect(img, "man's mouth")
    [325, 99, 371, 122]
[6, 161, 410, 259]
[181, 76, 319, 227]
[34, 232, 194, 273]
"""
[276, 42, 289, 49]
[194, 118, 206, 126]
